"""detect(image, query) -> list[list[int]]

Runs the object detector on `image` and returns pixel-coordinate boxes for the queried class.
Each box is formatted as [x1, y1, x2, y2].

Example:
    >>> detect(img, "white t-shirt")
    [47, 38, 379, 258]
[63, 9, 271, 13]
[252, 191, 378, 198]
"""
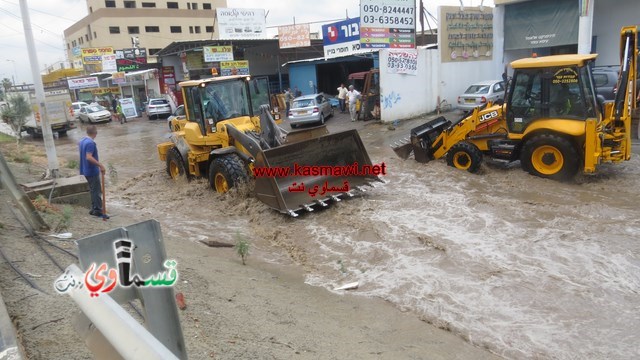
[347, 89, 360, 105]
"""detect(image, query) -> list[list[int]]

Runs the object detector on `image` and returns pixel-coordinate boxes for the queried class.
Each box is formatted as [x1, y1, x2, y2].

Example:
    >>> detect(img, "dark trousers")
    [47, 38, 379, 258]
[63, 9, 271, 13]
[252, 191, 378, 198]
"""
[339, 98, 346, 112]
[85, 175, 103, 213]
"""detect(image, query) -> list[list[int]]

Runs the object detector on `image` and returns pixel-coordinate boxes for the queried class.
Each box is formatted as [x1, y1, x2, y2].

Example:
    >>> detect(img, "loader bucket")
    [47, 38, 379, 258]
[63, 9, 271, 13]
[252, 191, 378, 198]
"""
[253, 129, 381, 216]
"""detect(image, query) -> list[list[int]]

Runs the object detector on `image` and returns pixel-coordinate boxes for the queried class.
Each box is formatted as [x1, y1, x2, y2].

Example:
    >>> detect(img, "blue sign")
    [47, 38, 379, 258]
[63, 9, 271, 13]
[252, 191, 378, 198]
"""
[322, 17, 361, 46]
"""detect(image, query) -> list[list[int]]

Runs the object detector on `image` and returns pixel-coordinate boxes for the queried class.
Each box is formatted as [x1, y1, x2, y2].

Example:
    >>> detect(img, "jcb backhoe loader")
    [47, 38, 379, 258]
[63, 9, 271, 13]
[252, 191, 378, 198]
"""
[392, 26, 638, 180]
[157, 75, 380, 216]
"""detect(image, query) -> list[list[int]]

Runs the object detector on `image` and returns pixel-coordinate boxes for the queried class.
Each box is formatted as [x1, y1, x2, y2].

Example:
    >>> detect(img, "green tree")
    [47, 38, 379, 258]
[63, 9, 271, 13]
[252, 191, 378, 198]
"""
[1, 78, 12, 94]
[1, 93, 31, 142]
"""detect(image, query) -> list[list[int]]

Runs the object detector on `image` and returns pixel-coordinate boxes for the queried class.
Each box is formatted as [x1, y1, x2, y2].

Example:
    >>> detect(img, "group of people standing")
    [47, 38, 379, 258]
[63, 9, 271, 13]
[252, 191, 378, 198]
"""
[283, 83, 361, 122]
[337, 83, 361, 122]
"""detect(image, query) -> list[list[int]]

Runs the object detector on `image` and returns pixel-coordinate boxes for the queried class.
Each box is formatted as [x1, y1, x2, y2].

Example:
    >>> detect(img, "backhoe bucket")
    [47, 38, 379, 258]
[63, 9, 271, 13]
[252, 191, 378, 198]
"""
[390, 116, 451, 163]
[253, 129, 381, 216]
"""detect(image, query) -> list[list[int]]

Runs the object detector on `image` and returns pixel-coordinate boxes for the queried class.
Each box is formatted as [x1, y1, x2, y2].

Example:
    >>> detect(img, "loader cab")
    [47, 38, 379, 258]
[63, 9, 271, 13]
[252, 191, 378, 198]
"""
[506, 62, 599, 133]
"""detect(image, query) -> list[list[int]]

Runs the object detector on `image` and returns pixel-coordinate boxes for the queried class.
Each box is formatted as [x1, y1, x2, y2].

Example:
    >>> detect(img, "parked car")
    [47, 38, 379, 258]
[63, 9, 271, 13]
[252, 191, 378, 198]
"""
[146, 98, 172, 119]
[592, 66, 619, 101]
[166, 105, 185, 131]
[78, 104, 112, 123]
[287, 93, 334, 128]
[457, 80, 506, 111]
[71, 101, 89, 120]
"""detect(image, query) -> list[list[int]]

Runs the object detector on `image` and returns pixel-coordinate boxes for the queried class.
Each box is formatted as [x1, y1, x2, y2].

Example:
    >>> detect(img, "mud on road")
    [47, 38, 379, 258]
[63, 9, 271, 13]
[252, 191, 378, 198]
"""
[13, 111, 640, 359]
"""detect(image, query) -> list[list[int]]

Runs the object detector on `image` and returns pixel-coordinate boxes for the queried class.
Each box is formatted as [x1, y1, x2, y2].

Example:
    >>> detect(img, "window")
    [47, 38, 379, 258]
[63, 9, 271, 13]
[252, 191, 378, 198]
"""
[67, 43, 70, 50]
[205, 26, 213, 33]
[170, 26, 182, 33]
[493, 82, 504, 93]
[105, 0, 115, 7]
[109, 26, 120, 34]
[145, 26, 160, 33]
[72, 40, 77, 47]
[167, 1, 178, 8]
[124, 1, 136, 8]
[195, 26, 201, 34]
[94, 31, 97, 39]
[187, 2, 190, 9]
[148, 48, 161, 56]
[191, 3, 197, 9]
[189, 26, 193, 34]
[203, 3, 211, 9]
[85, 34, 89, 41]
[128, 26, 140, 34]
[141, 2, 156, 7]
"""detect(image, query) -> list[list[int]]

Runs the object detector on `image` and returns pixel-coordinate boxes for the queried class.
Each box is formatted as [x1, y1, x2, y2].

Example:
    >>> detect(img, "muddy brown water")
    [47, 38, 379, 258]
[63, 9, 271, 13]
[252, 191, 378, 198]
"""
[36, 112, 640, 359]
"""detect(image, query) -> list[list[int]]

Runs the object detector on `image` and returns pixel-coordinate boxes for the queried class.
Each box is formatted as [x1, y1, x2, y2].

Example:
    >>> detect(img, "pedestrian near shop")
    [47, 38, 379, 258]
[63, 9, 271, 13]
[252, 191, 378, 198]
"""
[78, 125, 109, 218]
[337, 83, 348, 113]
[285, 88, 293, 117]
[111, 96, 117, 113]
[347, 85, 361, 122]
[116, 102, 126, 124]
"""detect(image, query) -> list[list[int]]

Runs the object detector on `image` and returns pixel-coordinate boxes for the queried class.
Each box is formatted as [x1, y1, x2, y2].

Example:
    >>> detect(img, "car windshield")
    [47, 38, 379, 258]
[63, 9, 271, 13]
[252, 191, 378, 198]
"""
[465, 85, 491, 94]
[293, 99, 315, 108]
[150, 99, 168, 105]
[85, 105, 105, 113]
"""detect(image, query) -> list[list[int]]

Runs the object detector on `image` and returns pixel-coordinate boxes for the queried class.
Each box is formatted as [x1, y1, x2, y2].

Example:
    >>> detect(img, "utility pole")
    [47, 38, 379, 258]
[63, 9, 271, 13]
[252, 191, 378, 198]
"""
[19, 0, 59, 177]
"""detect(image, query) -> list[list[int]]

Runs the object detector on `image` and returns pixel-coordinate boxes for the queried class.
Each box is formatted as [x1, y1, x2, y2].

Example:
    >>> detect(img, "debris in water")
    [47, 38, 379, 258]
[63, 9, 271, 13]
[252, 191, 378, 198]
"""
[199, 240, 234, 248]
[334, 281, 359, 291]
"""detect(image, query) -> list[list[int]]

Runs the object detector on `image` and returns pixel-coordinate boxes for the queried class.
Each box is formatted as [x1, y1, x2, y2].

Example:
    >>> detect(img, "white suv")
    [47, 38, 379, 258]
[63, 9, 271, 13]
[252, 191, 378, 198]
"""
[146, 98, 172, 120]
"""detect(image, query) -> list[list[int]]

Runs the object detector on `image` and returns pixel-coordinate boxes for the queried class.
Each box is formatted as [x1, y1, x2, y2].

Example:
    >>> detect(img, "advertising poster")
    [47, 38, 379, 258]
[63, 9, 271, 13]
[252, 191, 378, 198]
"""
[322, 17, 369, 59]
[360, 0, 416, 49]
[203, 46, 234, 62]
[112, 72, 126, 84]
[386, 50, 418, 75]
[278, 24, 310, 49]
[102, 54, 117, 73]
[220, 61, 249, 76]
[119, 98, 138, 118]
[217, 8, 266, 40]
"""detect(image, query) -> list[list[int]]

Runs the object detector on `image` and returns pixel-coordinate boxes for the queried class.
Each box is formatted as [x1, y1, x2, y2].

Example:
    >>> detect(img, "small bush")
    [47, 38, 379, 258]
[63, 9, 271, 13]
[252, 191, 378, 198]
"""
[66, 159, 79, 169]
[12, 153, 31, 164]
[235, 233, 250, 265]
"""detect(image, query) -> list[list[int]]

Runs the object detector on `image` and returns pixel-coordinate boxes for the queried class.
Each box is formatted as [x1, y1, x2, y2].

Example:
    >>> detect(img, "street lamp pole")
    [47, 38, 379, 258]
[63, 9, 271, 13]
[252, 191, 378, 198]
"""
[5, 59, 16, 85]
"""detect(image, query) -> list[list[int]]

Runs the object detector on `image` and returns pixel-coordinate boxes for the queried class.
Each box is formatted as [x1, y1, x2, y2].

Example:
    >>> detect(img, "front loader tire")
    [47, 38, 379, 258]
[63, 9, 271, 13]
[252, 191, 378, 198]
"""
[521, 134, 579, 181]
[208, 154, 248, 193]
[166, 147, 188, 179]
[446, 142, 483, 173]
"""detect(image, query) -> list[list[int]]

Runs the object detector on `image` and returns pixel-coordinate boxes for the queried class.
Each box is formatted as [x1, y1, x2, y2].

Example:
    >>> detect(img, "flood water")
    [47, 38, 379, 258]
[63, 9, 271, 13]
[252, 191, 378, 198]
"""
[48, 113, 640, 359]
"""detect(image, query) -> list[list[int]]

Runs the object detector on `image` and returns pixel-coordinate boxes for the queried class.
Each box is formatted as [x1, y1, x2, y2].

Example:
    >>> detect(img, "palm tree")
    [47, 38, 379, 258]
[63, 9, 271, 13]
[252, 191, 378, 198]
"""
[1, 78, 12, 94]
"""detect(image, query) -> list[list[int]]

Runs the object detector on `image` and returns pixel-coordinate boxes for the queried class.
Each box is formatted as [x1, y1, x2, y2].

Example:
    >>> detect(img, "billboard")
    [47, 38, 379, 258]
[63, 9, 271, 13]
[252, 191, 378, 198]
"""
[322, 17, 368, 59]
[278, 24, 310, 49]
[220, 61, 249, 76]
[102, 54, 117, 73]
[217, 8, 266, 40]
[440, 6, 494, 62]
[203, 46, 234, 62]
[81, 47, 114, 65]
[68, 77, 99, 90]
[360, 0, 416, 49]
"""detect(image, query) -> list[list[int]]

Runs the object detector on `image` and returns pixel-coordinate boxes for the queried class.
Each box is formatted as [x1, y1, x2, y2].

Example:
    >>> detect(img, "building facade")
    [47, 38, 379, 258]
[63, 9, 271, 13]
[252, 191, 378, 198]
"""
[64, 0, 227, 66]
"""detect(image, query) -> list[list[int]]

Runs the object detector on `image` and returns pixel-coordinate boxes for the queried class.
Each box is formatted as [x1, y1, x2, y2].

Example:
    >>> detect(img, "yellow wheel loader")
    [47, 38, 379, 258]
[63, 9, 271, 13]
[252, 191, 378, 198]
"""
[393, 26, 638, 180]
[157, 75, 380, 216]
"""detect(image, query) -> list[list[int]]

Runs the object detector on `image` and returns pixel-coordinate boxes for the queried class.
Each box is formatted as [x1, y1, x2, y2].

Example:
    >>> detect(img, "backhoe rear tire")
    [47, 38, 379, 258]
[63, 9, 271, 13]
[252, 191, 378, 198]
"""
[208, 154, 248, 193]
[520, 134, 578, 181]
[446, 142, 483, 173]
[166, 147, 187, 180]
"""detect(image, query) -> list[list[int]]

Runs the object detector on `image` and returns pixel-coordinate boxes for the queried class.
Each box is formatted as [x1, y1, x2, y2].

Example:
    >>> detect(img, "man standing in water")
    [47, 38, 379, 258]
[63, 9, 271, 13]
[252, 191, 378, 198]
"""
[78, 125, 108, 218]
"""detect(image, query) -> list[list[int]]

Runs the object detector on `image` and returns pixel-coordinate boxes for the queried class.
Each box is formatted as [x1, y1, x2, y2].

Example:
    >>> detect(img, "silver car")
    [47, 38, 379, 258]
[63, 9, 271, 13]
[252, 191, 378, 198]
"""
[288, 93, 334, 128]
[457, 80, 506, 111]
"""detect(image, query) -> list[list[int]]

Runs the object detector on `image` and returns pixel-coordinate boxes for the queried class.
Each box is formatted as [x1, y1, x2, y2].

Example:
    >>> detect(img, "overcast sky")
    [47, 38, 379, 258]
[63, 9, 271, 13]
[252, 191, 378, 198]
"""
[0, 0, 493, 84]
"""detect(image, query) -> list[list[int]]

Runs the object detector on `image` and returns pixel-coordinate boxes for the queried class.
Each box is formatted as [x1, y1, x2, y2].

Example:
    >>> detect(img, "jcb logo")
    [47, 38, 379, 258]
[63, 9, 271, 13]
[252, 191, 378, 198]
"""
[479, 111, 498, 122]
